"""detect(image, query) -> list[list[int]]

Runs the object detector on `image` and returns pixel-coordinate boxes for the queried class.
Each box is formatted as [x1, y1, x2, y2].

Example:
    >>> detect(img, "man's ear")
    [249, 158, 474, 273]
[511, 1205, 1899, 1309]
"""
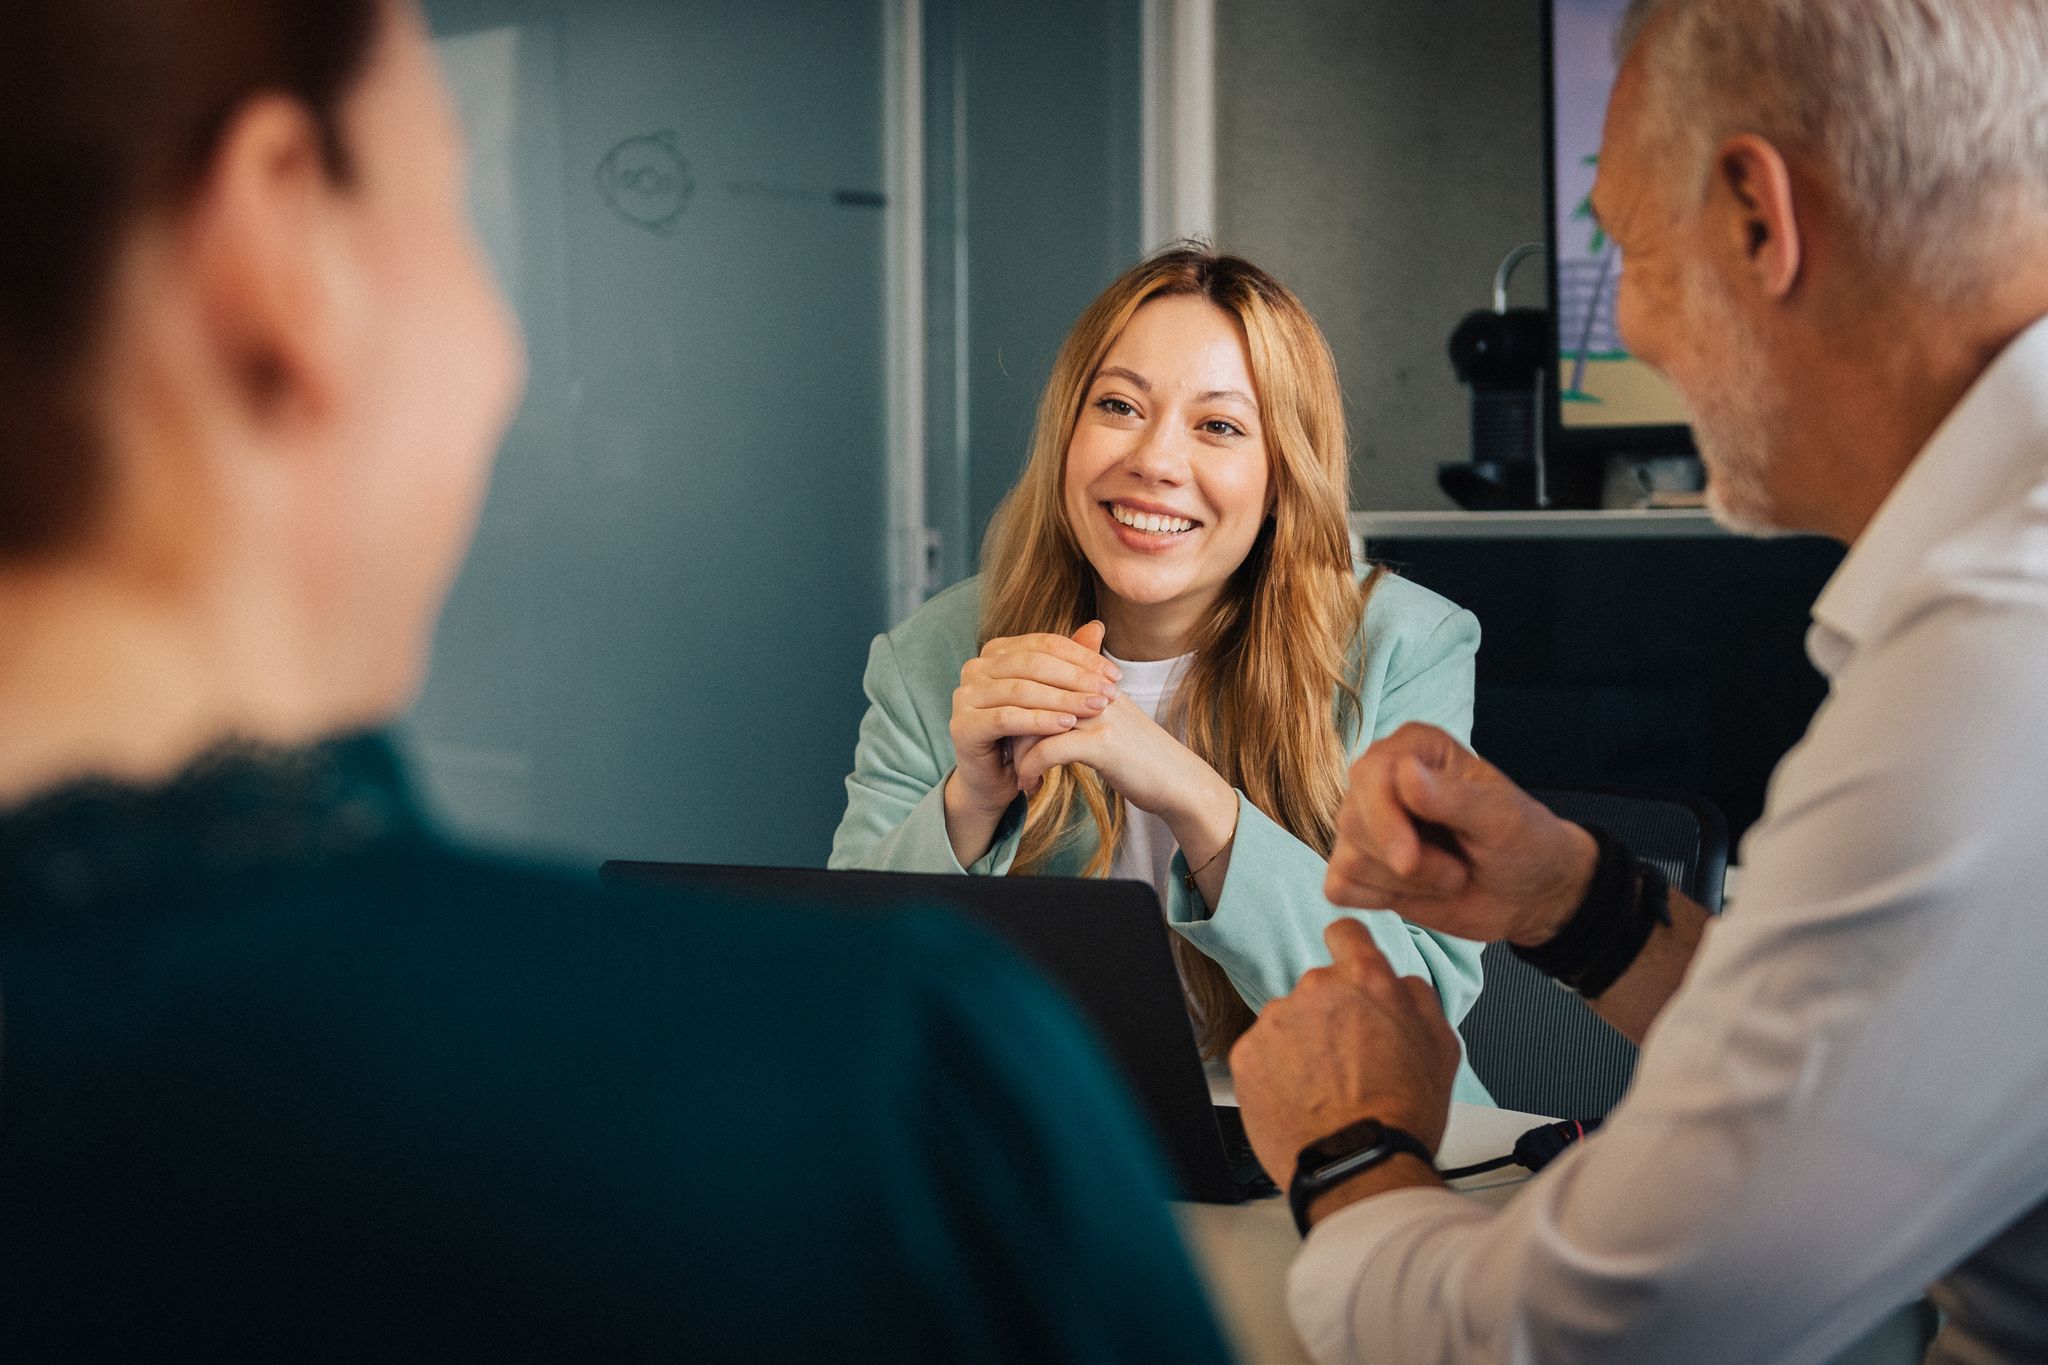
[1712, 133, 1802, 301]
[182, 94, 357, 431]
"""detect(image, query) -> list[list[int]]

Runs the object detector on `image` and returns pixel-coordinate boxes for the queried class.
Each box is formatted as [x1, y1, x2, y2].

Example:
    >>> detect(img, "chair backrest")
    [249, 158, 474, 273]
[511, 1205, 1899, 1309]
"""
[1456, 789, 1729, 1120]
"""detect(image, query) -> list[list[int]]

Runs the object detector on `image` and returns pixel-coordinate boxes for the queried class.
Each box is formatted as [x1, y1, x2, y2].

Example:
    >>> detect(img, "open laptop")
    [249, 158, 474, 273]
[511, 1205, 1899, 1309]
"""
[600, 861, 1278, 1205]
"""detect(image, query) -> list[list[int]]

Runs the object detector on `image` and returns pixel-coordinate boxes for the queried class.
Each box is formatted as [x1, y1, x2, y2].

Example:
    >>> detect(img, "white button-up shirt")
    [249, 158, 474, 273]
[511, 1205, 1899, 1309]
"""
[1289, 316, 2048, 1365]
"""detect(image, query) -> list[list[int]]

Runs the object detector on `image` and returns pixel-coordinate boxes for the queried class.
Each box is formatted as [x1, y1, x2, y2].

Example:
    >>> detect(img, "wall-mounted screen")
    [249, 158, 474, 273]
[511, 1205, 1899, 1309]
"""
[1547, 0, 1692, 443]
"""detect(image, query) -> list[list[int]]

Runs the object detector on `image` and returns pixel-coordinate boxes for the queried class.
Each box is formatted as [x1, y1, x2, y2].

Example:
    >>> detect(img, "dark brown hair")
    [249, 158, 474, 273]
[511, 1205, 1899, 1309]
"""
[0, 0, 385, 561]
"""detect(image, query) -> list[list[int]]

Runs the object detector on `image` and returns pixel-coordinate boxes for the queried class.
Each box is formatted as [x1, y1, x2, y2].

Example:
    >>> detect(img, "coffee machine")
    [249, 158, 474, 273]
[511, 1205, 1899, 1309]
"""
[1438, 243, 1599, 510]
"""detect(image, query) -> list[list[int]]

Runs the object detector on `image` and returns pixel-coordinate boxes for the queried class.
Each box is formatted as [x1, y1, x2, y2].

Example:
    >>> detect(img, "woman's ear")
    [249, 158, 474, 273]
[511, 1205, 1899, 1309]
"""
[183, 93, 359, 434]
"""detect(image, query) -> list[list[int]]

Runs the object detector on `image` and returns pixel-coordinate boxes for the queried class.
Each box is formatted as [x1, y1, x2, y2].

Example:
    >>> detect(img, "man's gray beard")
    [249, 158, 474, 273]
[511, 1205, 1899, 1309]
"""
[1701, 434, 1786, 538]
[1683, 265, 1789, 538]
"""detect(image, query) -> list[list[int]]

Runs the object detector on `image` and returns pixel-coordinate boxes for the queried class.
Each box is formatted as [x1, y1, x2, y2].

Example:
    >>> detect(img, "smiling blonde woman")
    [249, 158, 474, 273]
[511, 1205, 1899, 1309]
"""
[832, 247, 1490, 1093]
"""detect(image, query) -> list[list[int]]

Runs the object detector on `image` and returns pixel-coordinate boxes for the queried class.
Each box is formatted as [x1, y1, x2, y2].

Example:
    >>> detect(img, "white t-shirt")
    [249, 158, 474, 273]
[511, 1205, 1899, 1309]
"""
[1103, 649, 1194, 910]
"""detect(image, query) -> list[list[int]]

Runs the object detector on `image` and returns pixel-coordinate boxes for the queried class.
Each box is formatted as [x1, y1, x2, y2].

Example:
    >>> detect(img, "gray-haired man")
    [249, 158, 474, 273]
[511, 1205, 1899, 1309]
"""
[1231, 1, 2048, 1360]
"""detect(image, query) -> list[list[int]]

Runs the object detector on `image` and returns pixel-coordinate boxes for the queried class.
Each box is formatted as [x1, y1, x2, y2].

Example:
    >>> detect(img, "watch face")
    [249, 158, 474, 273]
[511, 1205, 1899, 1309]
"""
[1303, 1118, 1390, 1171]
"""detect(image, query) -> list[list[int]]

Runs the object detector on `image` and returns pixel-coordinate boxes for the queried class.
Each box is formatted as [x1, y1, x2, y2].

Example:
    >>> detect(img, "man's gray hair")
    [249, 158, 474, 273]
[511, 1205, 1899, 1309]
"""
[1617, 0, 2048, 300]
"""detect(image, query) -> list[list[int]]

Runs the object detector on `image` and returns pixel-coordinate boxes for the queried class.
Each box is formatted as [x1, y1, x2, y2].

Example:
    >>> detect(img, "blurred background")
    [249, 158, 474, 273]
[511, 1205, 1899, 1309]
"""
[408, 0, 1829, 874]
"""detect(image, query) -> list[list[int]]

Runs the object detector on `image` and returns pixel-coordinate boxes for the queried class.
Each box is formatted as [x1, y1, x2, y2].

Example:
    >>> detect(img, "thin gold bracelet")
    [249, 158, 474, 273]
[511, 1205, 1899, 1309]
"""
[1182, 806, 1241, 889]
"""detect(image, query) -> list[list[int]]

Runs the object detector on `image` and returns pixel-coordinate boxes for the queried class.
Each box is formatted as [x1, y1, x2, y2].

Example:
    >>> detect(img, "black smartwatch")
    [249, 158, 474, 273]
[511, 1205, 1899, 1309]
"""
[1287, 1118, 1434, 1236]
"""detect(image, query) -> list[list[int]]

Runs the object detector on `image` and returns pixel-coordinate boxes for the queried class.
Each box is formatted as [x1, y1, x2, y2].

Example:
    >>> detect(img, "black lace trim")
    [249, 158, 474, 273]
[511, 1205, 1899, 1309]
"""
[0, 731, 424, 909]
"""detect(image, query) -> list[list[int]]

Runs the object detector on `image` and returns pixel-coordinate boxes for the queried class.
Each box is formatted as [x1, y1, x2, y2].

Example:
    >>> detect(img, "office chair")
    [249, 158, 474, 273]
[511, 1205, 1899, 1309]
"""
[1456, 789, 1729, 1120]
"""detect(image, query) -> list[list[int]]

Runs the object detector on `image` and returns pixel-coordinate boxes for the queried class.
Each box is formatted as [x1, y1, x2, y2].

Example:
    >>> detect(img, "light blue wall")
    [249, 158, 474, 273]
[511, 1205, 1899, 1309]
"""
[415, 1, 892, 867]
[922, 0, 1146, 584]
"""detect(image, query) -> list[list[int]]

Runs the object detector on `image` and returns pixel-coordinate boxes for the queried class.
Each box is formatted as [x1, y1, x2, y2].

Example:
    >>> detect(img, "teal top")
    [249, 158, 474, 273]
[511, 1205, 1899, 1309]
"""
[830, 572, 1493, 1105]
[0, 733, 1230, 1363]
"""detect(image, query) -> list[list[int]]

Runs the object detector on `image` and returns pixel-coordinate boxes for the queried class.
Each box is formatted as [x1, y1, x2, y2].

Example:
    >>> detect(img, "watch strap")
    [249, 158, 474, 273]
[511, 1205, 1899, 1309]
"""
[1511, 824, 1670, 999]
[1287, 1120, 1434, 1236]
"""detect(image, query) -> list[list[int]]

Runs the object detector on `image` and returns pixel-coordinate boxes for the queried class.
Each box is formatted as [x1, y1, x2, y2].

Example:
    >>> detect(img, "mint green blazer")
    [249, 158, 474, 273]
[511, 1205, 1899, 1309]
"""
[830, 571, 1492, 1105]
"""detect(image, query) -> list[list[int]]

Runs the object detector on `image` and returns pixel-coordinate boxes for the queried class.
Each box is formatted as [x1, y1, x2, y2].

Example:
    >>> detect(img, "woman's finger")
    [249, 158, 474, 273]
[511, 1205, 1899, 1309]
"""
[982, 706, 1083, 741]
[1013, 728, 1092, 792]
[984, 633, 1122, 681]
[961, 676, 1109, 718]
[951, 705, 1078, 760]
[976, 650, 1119, 700]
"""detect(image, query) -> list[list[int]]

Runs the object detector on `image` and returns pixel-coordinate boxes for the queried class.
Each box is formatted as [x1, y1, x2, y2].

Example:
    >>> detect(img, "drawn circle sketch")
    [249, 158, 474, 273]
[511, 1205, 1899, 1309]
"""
[596, 131, 695, 237]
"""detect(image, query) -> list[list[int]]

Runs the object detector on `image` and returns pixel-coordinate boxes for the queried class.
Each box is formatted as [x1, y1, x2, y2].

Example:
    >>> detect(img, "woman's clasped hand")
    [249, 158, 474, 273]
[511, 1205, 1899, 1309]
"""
[945, 620, 1237, 863]
[946, 621, 1120, 820]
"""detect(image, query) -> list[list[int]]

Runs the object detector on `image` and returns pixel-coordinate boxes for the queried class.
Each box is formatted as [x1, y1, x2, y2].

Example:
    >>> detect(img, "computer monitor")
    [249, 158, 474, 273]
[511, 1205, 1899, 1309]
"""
[1544, 0, 1693, 453]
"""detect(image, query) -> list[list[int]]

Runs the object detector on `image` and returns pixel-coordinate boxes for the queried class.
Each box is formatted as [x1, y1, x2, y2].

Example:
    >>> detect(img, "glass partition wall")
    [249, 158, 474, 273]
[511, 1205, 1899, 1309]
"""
[413, 0, 1148, 866]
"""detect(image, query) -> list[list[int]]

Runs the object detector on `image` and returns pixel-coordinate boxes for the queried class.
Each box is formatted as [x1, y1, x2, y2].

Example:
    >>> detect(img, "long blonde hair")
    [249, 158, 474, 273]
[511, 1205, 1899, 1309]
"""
[979, 245, 1374, 1057]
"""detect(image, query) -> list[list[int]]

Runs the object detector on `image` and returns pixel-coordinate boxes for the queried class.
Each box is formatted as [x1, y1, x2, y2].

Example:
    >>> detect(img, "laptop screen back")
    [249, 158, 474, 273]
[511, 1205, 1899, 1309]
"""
[600, 862, 1243, 1201]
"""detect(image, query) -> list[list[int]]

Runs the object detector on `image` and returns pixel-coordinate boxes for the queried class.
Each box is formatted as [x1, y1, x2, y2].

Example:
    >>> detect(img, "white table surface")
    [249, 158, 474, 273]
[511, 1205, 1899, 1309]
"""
[1179, 1085, 1931, 1365]
[1176, 1096, 1540, 1365]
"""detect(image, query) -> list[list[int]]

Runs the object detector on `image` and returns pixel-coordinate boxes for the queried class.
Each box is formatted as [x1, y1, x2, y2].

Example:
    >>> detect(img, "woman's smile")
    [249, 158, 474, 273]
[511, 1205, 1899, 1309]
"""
[1103, 499, 1202, 550]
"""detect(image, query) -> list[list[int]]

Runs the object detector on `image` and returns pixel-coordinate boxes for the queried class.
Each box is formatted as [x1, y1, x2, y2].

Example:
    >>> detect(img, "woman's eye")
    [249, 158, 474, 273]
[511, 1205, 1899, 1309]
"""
[1096, 397, 1138, 418]
[1202, 419, 1246, 438]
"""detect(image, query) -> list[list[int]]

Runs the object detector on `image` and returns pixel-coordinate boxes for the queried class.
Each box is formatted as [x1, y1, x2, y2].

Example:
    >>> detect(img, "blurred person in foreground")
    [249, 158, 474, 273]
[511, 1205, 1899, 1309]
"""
[1231, 1, 2048, 1361]
[0, 3, 1230, 1360]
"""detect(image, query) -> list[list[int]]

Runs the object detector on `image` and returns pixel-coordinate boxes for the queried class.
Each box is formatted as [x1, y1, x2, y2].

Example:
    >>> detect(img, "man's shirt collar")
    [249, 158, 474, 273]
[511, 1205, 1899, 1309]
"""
[1806, 313, 2048, 678]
